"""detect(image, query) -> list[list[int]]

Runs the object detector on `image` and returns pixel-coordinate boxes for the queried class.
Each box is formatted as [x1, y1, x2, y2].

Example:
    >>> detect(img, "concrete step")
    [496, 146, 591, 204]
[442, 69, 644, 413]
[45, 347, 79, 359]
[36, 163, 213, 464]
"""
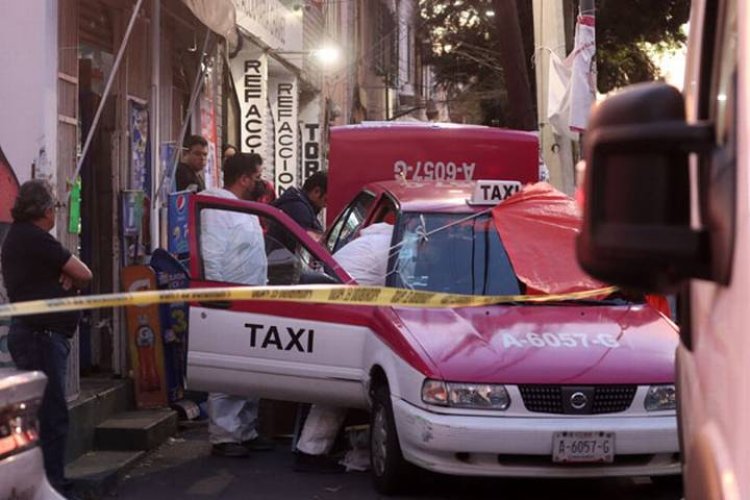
[66, 450, 145, 499]
[66, 377, 133, 462]
[95, 409, 178, 452]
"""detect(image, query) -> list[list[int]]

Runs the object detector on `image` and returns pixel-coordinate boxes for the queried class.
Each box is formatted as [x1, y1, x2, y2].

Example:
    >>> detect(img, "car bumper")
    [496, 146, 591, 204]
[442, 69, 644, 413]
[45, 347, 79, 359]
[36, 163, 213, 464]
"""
[393, 398, 681, 478]
[0, 446, 64, 499]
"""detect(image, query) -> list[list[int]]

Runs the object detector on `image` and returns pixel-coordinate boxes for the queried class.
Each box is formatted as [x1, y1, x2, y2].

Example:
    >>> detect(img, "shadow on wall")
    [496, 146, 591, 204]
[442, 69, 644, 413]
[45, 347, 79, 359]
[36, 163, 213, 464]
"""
[0, 144, 20, 367]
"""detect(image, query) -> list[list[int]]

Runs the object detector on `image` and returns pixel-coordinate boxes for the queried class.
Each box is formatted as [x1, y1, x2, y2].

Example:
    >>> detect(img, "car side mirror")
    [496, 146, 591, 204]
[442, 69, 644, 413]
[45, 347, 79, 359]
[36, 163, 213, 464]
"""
[577, 83, 715, 293]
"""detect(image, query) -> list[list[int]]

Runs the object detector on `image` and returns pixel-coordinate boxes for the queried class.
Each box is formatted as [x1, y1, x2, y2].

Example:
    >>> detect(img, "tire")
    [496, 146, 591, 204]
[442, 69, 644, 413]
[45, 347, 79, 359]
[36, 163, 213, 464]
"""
[651, 474, 684, 491]
[370, 382, 411, 495]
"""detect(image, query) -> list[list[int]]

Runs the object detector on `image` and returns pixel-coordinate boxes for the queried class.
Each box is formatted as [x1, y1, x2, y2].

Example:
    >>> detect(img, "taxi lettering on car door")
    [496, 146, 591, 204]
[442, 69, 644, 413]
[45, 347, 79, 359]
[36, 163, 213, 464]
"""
[185, 194, 375, 408]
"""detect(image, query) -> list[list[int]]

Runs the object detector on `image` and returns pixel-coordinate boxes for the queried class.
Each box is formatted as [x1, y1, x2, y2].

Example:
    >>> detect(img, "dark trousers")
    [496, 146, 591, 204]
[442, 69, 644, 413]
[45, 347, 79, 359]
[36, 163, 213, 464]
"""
[8, 320, 71, 492]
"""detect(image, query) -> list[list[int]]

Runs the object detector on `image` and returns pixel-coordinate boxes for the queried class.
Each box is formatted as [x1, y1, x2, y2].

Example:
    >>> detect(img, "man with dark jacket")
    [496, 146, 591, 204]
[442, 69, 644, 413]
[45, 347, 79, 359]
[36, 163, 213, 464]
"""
[269, 171, 327, 249]
[175, 135, 208, 192]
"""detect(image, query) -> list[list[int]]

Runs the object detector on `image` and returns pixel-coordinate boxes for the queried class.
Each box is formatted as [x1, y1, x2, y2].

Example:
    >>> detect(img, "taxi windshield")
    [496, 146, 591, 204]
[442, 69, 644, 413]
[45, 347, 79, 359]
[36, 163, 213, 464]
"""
[388, 212, 522, 296]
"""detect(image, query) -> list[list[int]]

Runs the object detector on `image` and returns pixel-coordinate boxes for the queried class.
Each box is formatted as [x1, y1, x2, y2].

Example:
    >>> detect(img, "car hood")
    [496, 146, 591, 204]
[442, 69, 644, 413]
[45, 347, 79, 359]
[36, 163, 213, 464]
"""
[393, 304, 678, 385]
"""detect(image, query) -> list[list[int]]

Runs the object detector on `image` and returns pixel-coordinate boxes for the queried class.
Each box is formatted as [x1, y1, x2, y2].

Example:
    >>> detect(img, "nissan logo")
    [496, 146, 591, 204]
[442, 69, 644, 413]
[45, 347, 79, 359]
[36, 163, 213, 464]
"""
[570, 391, 588, 410]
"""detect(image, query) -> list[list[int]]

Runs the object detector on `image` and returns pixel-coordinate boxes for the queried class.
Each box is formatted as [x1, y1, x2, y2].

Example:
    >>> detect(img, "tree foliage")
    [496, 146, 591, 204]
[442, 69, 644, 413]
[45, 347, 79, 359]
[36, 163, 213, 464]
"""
[419, 0, 535, 125]
[596, 0, 690, 91]
[419, 0, 690, 125]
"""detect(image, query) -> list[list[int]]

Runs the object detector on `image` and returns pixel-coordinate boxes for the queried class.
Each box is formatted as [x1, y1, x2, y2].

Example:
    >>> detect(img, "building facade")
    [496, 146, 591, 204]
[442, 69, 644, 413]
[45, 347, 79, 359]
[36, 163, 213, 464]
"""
[0, 0, 428, 399]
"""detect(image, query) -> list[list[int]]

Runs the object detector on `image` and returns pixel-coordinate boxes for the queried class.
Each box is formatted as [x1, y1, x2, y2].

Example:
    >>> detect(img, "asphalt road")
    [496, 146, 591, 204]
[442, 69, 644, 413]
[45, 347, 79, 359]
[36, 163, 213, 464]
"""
[112, 425, 682, 500]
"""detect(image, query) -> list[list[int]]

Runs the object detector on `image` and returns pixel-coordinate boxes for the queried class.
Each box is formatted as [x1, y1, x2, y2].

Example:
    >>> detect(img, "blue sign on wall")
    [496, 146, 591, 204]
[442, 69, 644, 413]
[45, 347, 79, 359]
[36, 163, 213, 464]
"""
[167, 191, 191, 256]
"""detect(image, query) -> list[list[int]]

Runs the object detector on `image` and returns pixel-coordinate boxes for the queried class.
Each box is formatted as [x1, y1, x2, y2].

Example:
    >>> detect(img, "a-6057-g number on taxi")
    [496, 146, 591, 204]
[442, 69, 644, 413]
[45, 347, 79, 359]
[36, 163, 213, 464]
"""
[501, 332, 620, 349]
[553, 431, 615, 463]
[393, 160, 476, 181]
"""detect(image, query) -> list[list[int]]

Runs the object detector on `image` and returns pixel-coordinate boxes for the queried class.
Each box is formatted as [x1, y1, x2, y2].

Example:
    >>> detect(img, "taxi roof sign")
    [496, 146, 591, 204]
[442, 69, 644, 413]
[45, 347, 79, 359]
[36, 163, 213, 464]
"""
[469, 180, 522, 205]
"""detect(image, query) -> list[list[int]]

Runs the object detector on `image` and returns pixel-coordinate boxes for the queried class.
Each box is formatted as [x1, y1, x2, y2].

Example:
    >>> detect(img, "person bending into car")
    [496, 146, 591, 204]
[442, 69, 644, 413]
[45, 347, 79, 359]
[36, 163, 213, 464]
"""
[1, 180, 93, 496]
[269, 171, 327, 248]
[201, 153, 275, 457]
[295, 222, 394, 472]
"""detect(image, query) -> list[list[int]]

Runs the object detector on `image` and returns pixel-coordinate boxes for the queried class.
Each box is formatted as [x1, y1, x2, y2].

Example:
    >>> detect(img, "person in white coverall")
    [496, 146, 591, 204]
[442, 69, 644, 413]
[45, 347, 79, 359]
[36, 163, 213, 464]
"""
[295, 222, 394, 472]
[201, 152, 274, 457]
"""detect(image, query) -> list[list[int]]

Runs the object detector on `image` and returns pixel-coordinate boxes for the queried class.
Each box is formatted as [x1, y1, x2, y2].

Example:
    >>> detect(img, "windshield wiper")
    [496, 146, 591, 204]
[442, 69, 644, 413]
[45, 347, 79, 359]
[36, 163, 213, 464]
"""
[536, 297, 641, 306]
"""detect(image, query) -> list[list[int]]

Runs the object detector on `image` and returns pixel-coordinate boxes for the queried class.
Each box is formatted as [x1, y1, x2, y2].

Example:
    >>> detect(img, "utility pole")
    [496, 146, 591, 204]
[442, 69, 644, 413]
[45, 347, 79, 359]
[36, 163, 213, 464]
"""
[150, 0, 161, 251]
[532, 0, 575, 194]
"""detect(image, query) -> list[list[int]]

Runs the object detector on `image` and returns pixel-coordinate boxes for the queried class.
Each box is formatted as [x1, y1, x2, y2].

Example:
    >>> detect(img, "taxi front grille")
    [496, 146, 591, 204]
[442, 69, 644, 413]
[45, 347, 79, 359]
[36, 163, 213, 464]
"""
[518, 385, 637, 414]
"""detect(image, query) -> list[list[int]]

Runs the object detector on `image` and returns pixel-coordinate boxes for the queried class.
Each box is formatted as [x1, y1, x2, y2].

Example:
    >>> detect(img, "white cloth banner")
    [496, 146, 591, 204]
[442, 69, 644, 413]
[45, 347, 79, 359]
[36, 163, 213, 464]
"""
[547, 15, 596, 138]
[230, 50, 270, 162]
[270, 76, 299, 196]
[299, 97, 322, 183]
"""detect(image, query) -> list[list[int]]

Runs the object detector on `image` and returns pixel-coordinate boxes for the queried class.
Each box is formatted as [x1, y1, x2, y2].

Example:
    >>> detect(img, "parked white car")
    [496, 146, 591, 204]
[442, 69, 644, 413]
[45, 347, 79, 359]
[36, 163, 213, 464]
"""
[0, 368, 63, 499]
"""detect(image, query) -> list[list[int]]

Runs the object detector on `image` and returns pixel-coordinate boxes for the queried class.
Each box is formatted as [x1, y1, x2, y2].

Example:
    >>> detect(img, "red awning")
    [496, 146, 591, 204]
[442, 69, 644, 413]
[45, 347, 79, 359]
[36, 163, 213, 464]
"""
[0, 146, 19, 224]
[492, 182, 604, 295]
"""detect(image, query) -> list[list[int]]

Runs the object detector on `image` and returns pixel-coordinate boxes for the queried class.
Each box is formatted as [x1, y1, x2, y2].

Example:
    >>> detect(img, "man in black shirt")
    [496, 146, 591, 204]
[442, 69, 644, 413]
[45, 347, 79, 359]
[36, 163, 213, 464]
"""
[1, 180, 92, 496]
[175, 134, 208, 192]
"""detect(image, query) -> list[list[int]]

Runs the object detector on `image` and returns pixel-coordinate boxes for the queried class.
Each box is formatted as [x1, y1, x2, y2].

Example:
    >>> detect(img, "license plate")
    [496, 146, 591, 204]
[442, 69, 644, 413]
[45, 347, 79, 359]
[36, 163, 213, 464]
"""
[552, 432, 614, 463]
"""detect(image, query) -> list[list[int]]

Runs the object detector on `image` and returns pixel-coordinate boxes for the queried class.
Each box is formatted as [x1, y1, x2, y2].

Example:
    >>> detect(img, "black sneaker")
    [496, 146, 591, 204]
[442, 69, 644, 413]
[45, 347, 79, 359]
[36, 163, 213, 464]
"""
[242, 435, 276, 451]
[212, 442, 250, 458]
[294, 452, 345, 473]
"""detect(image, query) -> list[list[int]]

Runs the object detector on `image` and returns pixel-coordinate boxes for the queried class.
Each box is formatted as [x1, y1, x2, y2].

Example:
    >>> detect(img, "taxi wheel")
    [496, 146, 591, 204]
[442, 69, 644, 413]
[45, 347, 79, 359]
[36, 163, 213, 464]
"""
[651, 474, 684, 491]
[370, 383, 410, 495]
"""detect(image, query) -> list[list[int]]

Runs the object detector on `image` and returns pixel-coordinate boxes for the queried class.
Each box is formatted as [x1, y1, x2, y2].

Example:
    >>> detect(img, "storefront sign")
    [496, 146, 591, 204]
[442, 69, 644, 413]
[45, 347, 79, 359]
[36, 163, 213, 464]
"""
[230, 51, 269, 162]
[299, 97, 322, 181]
[272, 77, 298, 195]
[167, 191, 190, 256]
[302, 123, 321, 180]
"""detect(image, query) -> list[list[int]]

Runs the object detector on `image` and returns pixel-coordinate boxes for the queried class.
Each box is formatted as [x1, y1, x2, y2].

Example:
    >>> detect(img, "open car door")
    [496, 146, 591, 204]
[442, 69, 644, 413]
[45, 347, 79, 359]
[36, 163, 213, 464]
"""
[186, 194, 374, 407]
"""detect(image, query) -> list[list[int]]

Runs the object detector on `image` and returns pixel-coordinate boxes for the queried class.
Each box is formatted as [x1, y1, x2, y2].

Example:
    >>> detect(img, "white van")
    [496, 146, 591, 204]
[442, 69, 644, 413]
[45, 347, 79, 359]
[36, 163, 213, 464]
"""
[576, 0, 743, 498]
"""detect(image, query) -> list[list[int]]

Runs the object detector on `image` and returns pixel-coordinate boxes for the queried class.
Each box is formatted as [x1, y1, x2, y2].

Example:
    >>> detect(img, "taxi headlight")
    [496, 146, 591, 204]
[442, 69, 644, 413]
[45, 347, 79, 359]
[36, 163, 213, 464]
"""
[644, 384, 676, 411]
[421, 379, 510, 410]
[421, 380, 449, 406]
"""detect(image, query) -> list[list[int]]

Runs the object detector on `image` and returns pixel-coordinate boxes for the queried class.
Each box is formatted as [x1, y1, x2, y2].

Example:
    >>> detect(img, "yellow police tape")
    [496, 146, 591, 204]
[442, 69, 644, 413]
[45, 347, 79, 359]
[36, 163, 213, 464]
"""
[0, 285, 619, 319]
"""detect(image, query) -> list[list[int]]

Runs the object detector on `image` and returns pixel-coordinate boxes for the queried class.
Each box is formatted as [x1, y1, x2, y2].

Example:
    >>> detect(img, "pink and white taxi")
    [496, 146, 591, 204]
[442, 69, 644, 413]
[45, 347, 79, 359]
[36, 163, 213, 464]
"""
[185, 180, 680, 493]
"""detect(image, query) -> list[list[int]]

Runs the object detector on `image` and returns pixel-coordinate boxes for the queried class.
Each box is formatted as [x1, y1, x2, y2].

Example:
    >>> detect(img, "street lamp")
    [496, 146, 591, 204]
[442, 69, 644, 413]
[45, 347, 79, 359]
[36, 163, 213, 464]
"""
[310, 46, 341, 66]
[268, 44, 343, 101]
[269, 45, 342, 68]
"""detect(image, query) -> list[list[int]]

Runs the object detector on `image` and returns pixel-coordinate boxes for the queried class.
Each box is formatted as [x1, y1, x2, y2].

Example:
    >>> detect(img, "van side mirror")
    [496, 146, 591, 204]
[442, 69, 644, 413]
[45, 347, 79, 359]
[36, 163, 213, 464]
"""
[577, 83, 714, 293]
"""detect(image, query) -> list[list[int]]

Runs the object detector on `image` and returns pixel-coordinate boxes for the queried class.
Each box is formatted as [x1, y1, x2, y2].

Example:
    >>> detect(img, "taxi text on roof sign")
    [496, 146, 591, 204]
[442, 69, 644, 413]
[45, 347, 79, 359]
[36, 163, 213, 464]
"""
[470, 180, 522, 205]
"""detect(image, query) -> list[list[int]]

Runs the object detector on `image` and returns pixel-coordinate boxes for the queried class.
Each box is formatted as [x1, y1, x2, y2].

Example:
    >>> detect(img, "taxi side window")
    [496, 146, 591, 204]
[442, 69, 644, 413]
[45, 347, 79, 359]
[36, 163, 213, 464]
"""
[326, 192, 375, 253]
[371, 197, 398, 225]
[198, 207, 339, 286]
[259, 212, 340, 286]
